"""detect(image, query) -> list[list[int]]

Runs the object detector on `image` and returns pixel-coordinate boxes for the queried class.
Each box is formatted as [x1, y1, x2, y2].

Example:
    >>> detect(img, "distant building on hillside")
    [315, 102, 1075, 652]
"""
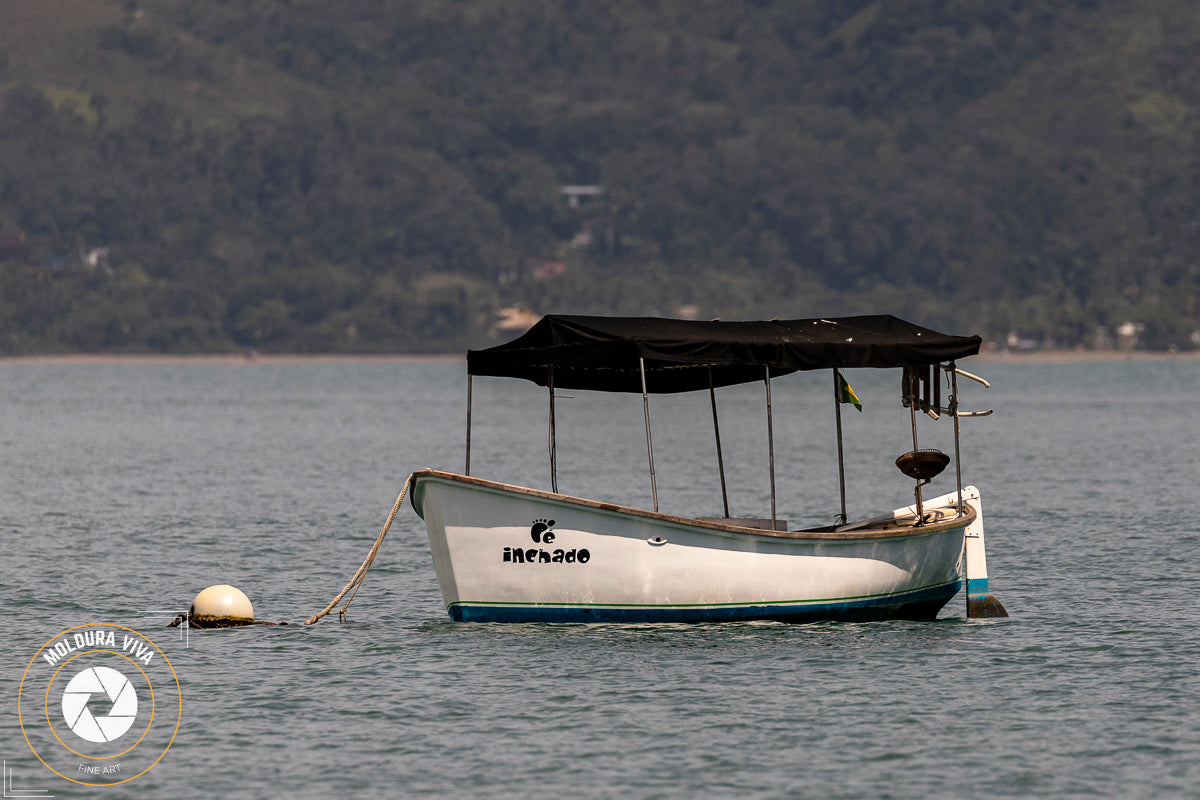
[84, 247, 110, 270]
[493, 307, 539, 336]
[560, 185, 617, 253]
[532, 260, 566, 281]
[1116, 321, 1144, 351]
[560, 185, 604, 209]
[0, 233, 28, 262]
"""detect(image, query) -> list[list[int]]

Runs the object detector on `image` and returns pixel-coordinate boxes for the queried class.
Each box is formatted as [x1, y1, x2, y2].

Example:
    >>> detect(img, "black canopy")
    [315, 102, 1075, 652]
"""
[468, 315, 982, 393]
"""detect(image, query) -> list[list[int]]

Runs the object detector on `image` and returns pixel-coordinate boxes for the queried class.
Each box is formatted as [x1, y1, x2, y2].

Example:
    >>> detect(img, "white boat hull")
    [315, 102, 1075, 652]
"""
[410, 470, 976, 623]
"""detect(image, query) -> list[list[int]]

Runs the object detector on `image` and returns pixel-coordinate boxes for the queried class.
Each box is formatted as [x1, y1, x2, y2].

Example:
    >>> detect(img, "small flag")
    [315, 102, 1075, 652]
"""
[837, 372, 862, 412]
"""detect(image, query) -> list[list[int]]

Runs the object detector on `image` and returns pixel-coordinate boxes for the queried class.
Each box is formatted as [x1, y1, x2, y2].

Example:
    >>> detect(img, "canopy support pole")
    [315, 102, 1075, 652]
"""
[950, 361, 963, 511]
[765, 366, 777, 529]
[640, 357, 659, 513]
[465, 375, 473, 476]
[906, 367, 925, 520]
[548, 367, 558, 494]
[832, 369, 848, 524]
[708, 367, 730, 518]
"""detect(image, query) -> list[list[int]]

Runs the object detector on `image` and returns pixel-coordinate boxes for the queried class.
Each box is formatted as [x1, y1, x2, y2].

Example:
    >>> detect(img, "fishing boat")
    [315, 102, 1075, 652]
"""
[410, 315, 1007, 623]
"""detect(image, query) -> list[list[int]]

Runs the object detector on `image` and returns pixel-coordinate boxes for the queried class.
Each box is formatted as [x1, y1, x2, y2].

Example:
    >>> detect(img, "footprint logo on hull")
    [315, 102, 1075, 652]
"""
[530, 518, 556, 543]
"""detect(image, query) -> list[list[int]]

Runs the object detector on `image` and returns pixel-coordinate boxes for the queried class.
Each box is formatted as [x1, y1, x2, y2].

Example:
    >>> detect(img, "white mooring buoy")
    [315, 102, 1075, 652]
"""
[189, 584, 256, 628]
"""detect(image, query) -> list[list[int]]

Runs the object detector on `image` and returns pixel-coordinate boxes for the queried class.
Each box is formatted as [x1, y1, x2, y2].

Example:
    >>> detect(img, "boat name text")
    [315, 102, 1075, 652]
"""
[501, 518, 590, 564]
[503, 547, 591, 564]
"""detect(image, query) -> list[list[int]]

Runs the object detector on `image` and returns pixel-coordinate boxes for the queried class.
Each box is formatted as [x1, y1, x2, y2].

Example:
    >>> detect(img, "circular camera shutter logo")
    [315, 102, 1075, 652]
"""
[18, 623, 181, 788]
[61, 666, 139, 743]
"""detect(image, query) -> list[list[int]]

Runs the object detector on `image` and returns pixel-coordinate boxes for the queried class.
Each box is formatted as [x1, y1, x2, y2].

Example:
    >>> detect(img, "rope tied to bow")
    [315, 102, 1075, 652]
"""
[304, 473, 413, 625]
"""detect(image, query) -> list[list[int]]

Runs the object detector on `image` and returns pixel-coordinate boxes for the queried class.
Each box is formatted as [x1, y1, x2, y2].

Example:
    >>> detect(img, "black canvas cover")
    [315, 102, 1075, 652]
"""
[468, 315, 982, 393]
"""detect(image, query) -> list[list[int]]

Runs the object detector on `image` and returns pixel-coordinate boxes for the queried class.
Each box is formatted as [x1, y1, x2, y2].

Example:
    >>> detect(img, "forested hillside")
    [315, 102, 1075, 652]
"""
[2, 0, 1198, 353]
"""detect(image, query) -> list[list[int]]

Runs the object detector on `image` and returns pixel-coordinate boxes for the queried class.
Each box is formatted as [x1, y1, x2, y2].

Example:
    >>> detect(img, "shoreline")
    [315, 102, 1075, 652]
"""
[972, 348, 1199, 363]
[0, 352, 463, 365]
[0, 349, 1195, 366]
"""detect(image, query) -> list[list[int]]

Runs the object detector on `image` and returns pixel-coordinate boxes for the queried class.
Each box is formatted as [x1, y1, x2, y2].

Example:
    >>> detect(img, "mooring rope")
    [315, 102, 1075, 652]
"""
[304, 473, 414, 625]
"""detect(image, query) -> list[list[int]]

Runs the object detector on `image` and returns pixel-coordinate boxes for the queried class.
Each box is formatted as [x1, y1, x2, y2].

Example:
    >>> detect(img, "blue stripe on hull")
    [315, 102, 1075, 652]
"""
[448, 581, 961, 623]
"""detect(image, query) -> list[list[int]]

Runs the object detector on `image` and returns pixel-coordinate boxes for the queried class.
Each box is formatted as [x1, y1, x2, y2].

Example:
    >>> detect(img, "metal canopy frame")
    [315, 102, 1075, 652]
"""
[464, 356, 981, 530]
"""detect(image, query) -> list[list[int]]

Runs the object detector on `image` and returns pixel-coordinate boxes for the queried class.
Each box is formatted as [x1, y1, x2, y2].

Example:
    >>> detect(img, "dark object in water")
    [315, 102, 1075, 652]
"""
[167, 613, 288, 628]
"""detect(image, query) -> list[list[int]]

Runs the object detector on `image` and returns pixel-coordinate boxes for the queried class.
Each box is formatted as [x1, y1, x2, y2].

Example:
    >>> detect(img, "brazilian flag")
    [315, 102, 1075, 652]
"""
[837, 371, 862, 412]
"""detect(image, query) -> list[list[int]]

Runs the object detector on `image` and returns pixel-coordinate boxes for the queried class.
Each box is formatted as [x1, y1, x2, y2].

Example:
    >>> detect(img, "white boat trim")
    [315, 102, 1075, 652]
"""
[411, 469, 975, 541]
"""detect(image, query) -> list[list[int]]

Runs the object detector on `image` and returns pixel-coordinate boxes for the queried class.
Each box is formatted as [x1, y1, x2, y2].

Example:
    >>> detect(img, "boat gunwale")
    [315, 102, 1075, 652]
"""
[409, 468, 976, 541]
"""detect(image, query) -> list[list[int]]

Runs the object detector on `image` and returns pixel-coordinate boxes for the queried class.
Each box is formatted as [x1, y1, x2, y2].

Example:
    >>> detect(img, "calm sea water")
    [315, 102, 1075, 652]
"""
[2, 356, 1198, 798]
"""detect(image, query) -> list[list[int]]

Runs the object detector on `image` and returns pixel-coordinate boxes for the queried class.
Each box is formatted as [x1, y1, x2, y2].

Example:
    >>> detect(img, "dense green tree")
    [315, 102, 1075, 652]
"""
[1, 0, 1198, 353]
